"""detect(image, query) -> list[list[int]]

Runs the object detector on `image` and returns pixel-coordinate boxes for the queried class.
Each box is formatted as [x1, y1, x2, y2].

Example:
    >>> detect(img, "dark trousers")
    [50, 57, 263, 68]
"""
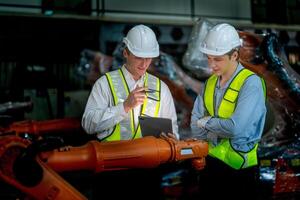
[92, 168, 163, 200]
[197, 156, 259, 200]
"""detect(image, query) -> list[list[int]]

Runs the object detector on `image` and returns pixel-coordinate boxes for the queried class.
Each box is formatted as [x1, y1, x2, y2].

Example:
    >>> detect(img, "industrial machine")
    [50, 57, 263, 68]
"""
[0, 134, 208, 200]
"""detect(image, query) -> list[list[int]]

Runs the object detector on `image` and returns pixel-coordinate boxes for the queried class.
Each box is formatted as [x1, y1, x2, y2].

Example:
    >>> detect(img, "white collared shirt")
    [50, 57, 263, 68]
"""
[82, 65, 179, 140]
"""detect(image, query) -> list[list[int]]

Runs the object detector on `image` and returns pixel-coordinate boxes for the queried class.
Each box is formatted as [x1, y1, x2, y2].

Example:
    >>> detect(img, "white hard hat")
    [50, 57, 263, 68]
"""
[200, 23, 241, 56]
[123, 24, 159, 58]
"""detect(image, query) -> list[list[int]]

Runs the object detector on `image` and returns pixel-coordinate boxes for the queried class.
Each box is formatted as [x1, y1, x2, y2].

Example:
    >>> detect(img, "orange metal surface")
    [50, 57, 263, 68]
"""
[40, 136, 208, 172]
[0, 118, 81, 136]
[0, 136, 86, 200]
[0, 135, 208, 199]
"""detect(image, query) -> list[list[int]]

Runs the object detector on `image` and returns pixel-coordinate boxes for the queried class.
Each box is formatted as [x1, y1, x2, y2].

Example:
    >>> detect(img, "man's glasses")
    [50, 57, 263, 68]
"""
[144, 88, 160, 101]
[145, 89, 158, 94]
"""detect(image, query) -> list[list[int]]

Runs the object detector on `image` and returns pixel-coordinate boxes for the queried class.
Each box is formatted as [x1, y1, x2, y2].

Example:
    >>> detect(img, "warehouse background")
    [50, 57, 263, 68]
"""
[0, 1, 299, 199]
[0, 0, 299, 120]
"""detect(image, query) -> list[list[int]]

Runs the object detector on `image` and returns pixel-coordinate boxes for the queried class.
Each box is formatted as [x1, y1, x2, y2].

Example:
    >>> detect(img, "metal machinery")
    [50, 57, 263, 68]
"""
[0, 132, 208, 199]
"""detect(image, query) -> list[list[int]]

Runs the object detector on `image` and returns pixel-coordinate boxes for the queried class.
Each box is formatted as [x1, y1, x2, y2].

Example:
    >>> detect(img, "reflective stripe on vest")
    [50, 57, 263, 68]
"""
[204, 68, 265, 169]
[103, 69, 160, 141]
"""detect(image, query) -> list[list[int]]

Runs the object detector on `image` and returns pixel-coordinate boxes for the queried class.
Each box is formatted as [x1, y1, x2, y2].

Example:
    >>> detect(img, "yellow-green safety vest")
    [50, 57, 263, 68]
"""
[102, 69, 161, 141]
[204, 68, 266, 169]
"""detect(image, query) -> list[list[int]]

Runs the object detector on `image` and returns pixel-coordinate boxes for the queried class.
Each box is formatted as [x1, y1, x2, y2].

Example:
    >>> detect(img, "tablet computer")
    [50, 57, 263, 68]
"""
[139, 116, 173, 138]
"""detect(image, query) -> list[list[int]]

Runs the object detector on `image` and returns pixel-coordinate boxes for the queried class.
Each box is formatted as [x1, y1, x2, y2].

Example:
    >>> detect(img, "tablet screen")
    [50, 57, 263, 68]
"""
[139, 116, 173, 137]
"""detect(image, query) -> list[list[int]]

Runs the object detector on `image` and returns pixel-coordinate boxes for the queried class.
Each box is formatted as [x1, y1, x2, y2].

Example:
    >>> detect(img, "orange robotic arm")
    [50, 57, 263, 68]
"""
[40, 135, 208, 172]
[0, 136, 87, 200]
[0, 118, 81, 136]
[0, 135, 208, 200]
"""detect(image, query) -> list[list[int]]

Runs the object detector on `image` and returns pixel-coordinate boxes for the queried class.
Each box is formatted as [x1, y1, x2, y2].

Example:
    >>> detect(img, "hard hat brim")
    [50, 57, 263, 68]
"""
[127, 46, 160, 58]
[200, 46, 230, 56]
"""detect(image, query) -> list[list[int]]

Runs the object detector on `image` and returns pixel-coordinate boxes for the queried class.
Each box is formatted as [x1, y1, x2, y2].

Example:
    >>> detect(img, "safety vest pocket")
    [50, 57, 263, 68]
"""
[223, 88, 239, 103]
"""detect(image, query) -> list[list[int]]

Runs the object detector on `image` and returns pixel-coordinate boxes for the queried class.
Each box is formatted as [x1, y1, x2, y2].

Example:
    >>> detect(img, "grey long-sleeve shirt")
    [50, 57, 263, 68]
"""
[82, 65, 179, 140]
[191, 64, 266, 152]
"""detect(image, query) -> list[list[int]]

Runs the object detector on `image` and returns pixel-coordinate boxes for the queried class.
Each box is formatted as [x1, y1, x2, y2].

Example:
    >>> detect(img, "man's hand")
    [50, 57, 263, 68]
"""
[123, 86, 147, 113]
[160, 132, 177, 140]
[196, 116, 211, 129]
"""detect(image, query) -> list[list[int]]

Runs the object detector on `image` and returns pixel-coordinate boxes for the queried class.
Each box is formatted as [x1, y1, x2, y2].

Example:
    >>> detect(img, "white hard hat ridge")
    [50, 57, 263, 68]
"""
[200, 23, 241, 56]
[123, 24, 159, 58]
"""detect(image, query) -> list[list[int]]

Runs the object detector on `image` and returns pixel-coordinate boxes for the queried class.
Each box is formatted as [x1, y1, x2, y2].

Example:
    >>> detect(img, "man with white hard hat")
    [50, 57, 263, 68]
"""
[190, 23, 267, 199]
[82, 24, 178, 199]
[82, 24, 178, 141]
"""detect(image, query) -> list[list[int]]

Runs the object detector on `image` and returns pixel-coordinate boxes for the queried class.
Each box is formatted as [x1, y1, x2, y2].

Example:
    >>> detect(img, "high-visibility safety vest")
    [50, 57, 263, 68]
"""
[102, 69, 161, 141]
[203, 68, 266, 170]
